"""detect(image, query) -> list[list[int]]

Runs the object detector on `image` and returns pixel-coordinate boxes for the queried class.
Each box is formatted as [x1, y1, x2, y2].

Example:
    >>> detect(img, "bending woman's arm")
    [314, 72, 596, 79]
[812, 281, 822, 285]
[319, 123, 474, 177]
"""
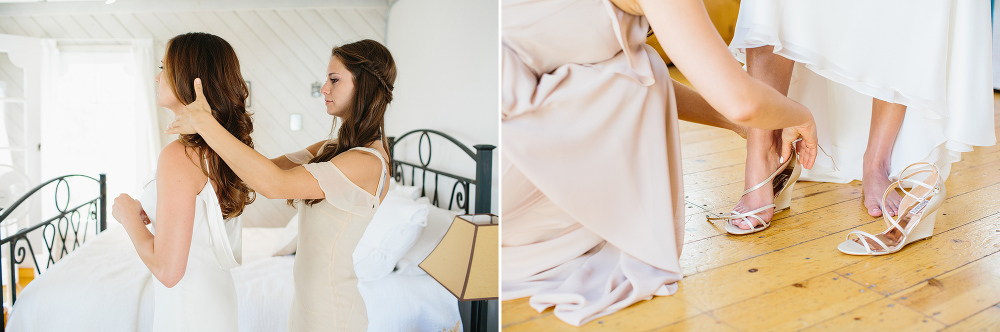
[622, 0, 818, 166]
[627, 0, 811, 128]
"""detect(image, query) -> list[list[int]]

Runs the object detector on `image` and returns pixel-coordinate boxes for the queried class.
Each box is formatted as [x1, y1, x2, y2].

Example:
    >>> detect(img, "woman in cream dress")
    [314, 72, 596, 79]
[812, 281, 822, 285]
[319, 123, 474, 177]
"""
[725, 0, 994, 230]
[166, 39, 396, 331]
[502, 0, 820, 326]
[111, 32, 253, 331]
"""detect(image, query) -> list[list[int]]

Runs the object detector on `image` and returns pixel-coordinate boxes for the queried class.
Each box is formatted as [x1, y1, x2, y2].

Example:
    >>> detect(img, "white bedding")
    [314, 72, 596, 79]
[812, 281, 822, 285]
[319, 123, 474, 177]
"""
[6, 225, 460, 331]
[359, 273, 462, 332]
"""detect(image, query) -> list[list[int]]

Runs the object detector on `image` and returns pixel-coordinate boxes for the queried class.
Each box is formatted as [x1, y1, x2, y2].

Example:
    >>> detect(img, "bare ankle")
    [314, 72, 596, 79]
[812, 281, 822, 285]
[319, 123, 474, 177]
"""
[862, 154, 891, 175]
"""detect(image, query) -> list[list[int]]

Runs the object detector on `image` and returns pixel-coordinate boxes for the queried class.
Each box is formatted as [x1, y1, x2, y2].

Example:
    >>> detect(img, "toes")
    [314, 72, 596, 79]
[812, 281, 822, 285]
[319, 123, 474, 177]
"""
[730, 217, 752, 230]
[738, 218, 751, 230]
[864, 199, 883, 217]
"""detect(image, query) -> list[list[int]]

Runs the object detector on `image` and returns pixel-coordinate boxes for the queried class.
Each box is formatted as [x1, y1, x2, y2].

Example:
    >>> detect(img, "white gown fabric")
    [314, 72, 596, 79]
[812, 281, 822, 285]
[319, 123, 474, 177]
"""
[730, 0, 996, 182]
[140, 177, 242, 332]
[502, 0, 684, 326]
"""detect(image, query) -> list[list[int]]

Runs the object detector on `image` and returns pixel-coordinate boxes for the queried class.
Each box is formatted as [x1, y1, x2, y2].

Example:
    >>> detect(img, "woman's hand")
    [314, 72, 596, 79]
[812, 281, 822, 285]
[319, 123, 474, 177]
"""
[112, 194, 147, 226]
[780, 118, 818, 170]
[139, 209, 152, 225]
[165, 78, 214, 135]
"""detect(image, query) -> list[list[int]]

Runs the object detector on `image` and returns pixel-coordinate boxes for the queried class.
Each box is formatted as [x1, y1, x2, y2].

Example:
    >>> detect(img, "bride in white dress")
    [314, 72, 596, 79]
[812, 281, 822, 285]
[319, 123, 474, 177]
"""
[111, 32, 254, 332]
[722, 0, 995, 233]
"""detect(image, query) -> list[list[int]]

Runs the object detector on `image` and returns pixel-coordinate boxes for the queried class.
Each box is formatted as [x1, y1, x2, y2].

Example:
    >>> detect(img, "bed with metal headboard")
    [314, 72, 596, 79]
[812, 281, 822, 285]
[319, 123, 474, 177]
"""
[0, 129, 496, 332]
[388, 129, 495, 215]
[386, 129, 496, 332]
[0, 174, 107, 330]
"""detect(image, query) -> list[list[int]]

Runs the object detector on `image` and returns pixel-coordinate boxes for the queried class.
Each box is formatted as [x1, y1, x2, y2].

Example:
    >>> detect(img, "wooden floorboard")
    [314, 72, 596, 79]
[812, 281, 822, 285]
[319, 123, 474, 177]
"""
[501, 80, 1000, 330]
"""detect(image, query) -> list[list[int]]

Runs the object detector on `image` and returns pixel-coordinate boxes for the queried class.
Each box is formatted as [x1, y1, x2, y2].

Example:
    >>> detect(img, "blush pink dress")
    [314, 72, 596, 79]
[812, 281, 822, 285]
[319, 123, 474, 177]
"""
[288, 147, 387, 331]
[501, 0, 685, 326]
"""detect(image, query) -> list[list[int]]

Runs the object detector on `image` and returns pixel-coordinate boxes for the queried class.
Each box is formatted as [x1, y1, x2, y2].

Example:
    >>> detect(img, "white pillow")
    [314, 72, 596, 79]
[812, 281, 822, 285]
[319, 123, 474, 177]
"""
[271, 212, 299, 256]
[352, 195, 429, 281]
[394, 197, 460, 276]
[387, 183, 421, 201]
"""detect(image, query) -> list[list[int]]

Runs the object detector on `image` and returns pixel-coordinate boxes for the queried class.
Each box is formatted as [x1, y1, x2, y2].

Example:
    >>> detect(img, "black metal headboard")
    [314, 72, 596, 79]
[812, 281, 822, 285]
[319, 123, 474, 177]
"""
[388, 129, 495, 214]
[0, 174, 106, 325]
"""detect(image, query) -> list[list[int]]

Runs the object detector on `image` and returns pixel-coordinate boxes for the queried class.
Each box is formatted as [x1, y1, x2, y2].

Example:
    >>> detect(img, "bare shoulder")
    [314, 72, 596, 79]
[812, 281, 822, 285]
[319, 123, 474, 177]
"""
[159, 141, 202, 168]
[331, 147, 388, 195]
[334, 149, 385, 173]
[157, 141, 207, 190]
[610, 0, 643, 16]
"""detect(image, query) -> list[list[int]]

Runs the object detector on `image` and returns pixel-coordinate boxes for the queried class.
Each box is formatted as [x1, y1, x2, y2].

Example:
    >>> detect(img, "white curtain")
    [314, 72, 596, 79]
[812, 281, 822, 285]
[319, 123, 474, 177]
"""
[131, 39, 160, 182]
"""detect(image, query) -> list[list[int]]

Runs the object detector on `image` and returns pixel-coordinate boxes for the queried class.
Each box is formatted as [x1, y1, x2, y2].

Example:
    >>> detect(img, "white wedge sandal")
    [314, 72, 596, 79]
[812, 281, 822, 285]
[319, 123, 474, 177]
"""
[838, 162, 945, 255]
[707, 152, 802, 235]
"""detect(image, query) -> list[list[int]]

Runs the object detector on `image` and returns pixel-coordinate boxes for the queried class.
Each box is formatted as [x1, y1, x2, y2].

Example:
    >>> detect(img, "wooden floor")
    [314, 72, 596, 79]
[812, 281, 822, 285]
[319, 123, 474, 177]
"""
[501, 79, 1000, 330]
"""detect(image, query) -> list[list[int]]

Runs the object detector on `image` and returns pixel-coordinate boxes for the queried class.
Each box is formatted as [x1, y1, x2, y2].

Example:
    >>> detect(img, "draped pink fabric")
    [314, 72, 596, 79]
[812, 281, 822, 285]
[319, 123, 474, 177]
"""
[501, 0, 685, 326]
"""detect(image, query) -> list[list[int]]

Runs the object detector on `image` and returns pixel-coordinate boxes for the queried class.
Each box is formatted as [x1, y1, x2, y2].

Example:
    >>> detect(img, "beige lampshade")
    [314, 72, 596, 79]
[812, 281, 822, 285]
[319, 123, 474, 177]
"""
[419, 214, 498, 301]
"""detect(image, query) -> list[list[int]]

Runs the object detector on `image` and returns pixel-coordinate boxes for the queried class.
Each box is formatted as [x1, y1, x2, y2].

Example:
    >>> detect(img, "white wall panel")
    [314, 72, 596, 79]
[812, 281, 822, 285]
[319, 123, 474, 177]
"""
[0, 4, 388, 227]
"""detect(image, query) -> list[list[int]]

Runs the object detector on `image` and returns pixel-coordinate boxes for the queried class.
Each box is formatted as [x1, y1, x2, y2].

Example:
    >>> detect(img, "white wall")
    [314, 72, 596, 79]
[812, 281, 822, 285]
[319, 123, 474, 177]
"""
[0, 0, 500, 224]
[385, 0, 499, 214]
[0, 2, 388, 226]
[385, 2, 498, 330]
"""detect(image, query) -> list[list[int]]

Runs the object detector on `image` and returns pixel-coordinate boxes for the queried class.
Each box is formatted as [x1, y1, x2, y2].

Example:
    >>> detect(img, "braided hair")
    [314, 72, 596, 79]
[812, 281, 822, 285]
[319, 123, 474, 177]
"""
[298, 39, 396, 207]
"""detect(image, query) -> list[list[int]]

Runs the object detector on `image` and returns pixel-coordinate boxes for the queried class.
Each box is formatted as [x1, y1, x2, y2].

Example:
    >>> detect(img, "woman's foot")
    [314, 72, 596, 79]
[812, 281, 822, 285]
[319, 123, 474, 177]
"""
[731, 129, 782, 230]
[863, 98, 907, 218]
[862, 158, 902, 217]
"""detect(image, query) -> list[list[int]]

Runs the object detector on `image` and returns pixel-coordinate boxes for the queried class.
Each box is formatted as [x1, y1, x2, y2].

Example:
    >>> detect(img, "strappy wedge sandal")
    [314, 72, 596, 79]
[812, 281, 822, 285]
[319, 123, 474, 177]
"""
[838, 162, 945, 255]
[707, 151, 802, 235]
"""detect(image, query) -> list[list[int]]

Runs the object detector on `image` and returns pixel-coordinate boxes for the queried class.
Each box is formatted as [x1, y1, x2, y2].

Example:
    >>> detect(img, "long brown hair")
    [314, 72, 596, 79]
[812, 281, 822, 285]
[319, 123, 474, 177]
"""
[164, 32, 255, 219]
[302, 39, 396, 206]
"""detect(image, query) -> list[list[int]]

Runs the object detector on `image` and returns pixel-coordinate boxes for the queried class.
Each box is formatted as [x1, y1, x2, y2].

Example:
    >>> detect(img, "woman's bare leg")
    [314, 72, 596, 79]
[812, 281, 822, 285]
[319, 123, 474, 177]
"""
[732, 46, 795, 229]
[863, 99, 906, 217]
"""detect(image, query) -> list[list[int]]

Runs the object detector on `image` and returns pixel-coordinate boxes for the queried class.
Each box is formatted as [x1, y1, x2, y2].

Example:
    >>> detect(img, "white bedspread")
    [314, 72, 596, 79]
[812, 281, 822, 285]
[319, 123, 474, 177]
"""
[7, 225, 154, 332]
[6, 225, 460, 332]
[359, 273, 463, 332]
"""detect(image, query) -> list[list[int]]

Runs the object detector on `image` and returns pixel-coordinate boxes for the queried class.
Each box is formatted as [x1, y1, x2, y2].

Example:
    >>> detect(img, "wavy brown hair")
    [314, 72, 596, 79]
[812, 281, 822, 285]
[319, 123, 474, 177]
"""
[164, 32, 255, 219]
[301, 39, 396, 206]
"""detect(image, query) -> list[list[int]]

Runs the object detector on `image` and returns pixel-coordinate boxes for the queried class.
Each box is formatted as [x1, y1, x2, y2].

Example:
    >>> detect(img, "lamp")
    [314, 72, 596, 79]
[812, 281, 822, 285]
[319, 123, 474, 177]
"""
[420, 214, 497, 332]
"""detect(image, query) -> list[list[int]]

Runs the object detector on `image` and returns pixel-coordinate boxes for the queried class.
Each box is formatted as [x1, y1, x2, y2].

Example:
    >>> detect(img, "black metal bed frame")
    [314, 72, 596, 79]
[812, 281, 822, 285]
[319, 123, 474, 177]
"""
[388, 129, 495, 214]
[388, 129, 495, 332]
[0, 174, 107, 330]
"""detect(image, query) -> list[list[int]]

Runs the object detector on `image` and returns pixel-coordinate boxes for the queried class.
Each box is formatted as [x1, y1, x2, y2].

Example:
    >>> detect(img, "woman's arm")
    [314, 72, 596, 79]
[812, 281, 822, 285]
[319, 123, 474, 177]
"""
[270, 140, 328, 170]
[112, 141, 204, 288]
[622, 0, 817, 167]
[632, 0, 812, 128]
[165, 79, 383, 199]
[672, 79, 746, 138]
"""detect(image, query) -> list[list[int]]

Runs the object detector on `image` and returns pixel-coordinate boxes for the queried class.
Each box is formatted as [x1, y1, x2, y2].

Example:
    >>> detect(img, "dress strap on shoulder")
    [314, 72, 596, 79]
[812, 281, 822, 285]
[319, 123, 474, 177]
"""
[348, 147, 389, 198]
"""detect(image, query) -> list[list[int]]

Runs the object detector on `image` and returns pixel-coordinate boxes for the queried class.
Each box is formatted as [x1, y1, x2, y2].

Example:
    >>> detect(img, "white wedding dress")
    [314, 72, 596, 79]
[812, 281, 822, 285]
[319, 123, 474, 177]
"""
[140, 177, 242, 332]
[730, 0, 996, 182]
